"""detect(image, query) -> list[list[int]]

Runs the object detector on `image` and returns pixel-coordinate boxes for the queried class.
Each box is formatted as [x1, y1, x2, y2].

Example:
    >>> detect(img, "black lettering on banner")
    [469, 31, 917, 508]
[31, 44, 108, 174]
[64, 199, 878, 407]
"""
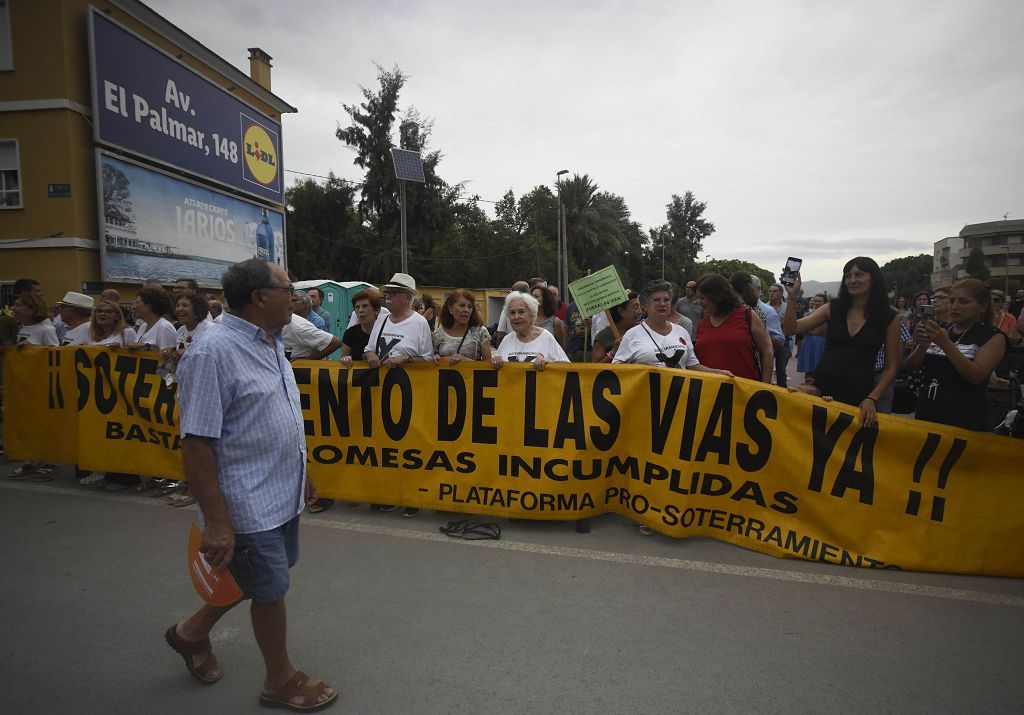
[606, 455, 639, 479]
[318, 368, 350, 438]
[134, 357, 160, 421]
[523, 372, 548, 447]
[47, 349, 64, 409]
[906, 433, 967, 522]
[831, 424, 876, 504]
[553, 373, 586, 449]
[695, 383, 733, 465]
[808, 405, 854, 493]
[456, 452, 475, 473]
[403, 449, 424, 469]
[770, 491, 799, 514]
[381, 447, 398, 468]
[381, 369, 412, 441]
[679, 377, 703, 460]
[106, 420, 123, 439]
[590, 370, 621, 451]
[730, 480, 767, 507]
[313, 445, 344, 464]
[94, 351, 117, 415]
[75, 348, 91, 411]
[351, 368, 380, 438]
[424, 450, 451, 471]
[700, 472, 731, 496]
[648, 372, 684, 455]
[347, 445, 378, 467]
[669, 470, 700, 495]
[437, 370, 466, 442]
[114, 355, 136, 416]
[572, 459, 602, 480]
[737, 390, 776, 471]
[471, 369, 498, 444]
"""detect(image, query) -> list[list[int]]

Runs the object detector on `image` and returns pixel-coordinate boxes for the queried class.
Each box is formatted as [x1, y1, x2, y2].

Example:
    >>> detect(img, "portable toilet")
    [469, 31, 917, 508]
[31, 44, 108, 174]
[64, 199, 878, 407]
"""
[293, 279, 373, 359]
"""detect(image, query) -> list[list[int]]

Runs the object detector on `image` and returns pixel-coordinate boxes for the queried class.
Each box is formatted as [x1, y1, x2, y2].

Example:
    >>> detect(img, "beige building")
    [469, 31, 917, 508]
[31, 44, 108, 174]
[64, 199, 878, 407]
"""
[933, 220, 1024, 289]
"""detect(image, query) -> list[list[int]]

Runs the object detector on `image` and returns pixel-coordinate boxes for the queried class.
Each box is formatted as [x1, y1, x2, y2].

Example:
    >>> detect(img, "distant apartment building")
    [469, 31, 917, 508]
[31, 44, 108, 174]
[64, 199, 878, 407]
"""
[932, 219, 1024, 288]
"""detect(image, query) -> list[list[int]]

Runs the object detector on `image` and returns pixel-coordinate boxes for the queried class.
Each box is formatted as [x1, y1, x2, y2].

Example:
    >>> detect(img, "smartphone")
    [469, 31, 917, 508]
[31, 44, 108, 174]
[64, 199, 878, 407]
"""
[919, 304, 935, 319]
[781, 257, 802, 286]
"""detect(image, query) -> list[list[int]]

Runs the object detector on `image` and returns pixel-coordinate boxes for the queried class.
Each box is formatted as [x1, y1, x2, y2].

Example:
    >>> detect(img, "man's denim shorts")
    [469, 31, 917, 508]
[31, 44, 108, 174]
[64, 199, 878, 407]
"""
[228, 516, 300, 602]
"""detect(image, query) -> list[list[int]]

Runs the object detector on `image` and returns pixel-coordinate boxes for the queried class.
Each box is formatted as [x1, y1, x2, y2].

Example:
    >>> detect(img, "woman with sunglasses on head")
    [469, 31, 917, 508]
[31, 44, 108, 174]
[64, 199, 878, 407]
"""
[907, 279, 1008, 431]
[783, 257, 901, 427]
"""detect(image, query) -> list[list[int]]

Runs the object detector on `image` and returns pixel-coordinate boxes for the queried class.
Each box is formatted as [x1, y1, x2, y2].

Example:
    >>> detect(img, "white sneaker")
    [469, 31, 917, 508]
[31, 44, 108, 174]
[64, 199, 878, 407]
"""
[80, 471, 106, 486]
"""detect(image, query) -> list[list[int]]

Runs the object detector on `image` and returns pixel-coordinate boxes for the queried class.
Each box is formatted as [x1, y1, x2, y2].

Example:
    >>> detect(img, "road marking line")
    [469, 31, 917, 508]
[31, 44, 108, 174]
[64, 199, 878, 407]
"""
[4, 481, 1023, 608]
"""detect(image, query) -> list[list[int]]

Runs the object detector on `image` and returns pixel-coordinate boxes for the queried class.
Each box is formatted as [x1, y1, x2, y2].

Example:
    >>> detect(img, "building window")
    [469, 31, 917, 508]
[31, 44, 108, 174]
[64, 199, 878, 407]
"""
[0, 139, 21, 208]
[0, 0, 11, 71]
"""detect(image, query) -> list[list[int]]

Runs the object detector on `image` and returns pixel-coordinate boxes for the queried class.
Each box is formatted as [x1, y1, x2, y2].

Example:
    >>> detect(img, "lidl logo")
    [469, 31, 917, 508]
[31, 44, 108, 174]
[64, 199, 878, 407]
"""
[243, 123, 278, 186]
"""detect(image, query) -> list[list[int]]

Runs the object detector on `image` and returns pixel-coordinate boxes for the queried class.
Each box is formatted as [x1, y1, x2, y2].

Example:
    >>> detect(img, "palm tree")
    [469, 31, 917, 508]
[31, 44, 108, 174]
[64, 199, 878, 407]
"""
[559, 174, 629, 274]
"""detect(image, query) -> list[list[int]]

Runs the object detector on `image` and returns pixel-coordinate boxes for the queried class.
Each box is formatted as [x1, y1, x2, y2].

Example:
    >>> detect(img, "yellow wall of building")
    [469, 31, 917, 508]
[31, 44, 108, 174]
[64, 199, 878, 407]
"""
[0, 0, 288, 300]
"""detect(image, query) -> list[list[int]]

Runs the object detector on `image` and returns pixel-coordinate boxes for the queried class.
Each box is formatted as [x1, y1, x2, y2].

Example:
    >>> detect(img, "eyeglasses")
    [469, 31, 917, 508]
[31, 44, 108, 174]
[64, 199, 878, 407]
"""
[261, 284, 294, 294]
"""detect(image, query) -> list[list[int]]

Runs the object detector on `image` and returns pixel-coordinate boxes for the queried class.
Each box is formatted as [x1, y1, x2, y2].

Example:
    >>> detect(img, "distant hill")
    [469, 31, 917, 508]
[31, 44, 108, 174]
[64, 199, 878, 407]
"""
[799, 280, 841, 298]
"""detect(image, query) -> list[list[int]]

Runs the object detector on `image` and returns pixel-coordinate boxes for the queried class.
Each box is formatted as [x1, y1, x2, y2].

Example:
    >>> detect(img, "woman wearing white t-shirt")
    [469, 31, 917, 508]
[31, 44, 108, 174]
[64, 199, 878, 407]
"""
[129, 287, 177, 350]
[612, 279, 731, 536]
[8, 292, 59, 480]
[165, 293, 210, 364]
[614, 279, 732, 376]
[12, 292, 59, 346]
[492, 291, 569, 370]
[88, 298, 136, 347]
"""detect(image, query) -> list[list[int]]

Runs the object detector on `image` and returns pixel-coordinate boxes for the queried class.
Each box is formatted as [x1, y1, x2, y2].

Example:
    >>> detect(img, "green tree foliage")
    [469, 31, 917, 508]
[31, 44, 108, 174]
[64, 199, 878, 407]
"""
[559, 174, 630, 277]
[102, 165, 133, 224]
[880, 254, 933, 298]
[692, 258, 775, 291]
[652, 192, 716, 281]
[964, 246, 991, 282]
[285, 175, 363, 280]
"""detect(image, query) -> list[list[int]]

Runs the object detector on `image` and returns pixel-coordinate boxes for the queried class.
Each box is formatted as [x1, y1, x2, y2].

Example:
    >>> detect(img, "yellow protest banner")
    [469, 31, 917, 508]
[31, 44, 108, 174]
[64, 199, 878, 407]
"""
[4, 345, 1024, 576]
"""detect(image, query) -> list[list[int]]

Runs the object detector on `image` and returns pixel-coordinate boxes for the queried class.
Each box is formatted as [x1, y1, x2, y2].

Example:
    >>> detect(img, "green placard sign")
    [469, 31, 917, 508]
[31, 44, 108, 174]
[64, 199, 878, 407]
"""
[568, 265, 628, 318]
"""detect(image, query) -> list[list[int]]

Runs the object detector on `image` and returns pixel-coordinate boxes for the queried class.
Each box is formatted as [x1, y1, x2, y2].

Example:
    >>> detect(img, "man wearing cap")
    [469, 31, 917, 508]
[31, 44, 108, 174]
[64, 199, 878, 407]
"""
[55, 291, 94, 345]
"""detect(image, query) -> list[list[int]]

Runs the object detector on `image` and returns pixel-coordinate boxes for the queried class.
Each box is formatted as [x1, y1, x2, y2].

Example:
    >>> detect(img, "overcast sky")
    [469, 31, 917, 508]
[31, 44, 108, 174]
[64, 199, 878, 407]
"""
[150, 0, 1023, 282]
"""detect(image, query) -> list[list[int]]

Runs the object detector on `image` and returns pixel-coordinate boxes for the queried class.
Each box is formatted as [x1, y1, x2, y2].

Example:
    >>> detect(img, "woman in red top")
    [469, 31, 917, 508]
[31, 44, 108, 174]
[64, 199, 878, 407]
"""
[694, 274, 773, 382]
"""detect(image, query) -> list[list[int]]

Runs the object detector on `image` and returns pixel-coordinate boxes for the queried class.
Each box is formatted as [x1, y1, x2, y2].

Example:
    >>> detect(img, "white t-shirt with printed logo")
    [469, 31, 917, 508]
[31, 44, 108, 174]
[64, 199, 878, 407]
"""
[60, 322, 92, 346]
[613, 321, 699, 369]
[16, 320, 59, 346]
[496, 329, 569, 363]
[371, 312, 433, 362]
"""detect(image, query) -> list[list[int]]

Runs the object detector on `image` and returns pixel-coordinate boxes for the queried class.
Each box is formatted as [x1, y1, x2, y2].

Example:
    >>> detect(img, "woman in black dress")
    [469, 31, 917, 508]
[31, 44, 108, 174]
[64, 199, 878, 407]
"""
[782, 257, 902, 427]
[906, 278, 1008, 431]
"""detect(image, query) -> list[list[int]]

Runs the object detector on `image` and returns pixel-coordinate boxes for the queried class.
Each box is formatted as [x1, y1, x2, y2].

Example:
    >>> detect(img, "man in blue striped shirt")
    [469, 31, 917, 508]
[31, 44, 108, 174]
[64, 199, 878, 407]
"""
[165, 259, 337, 711]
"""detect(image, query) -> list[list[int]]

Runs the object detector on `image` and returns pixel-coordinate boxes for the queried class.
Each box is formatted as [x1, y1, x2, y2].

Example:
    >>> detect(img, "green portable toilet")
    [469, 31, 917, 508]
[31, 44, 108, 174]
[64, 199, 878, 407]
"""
[293, 279, 373, 359]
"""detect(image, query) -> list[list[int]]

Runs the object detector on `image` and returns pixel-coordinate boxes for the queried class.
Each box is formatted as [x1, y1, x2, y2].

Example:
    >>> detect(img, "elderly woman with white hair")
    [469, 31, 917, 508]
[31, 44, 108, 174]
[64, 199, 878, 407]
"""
[492, 291, 569, 370]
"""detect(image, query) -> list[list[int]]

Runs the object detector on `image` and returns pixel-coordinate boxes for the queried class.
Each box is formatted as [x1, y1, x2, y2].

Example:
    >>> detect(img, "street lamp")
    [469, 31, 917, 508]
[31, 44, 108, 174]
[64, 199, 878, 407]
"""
[555, 169, 569, 291]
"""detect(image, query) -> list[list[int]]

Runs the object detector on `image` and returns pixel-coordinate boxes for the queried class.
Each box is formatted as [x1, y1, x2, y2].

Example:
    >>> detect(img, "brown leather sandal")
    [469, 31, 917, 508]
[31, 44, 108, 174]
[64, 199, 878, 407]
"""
[258, 671, 338, 711]
[164, 625, 221, 684]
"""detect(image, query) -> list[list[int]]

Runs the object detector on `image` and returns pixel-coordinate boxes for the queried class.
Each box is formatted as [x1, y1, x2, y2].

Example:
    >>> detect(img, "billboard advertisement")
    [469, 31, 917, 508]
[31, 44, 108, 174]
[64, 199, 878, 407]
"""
[88, 8, 284, 203]
[98, 152, 285, 287]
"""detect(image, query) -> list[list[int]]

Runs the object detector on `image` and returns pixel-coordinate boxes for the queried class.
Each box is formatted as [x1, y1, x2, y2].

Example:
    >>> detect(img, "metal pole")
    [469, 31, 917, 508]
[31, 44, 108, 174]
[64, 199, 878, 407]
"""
[555, 196, 561, 285]
[561, 200, 568, 295]
[661, 231, 666, 280]
[400, 180, 408, 274]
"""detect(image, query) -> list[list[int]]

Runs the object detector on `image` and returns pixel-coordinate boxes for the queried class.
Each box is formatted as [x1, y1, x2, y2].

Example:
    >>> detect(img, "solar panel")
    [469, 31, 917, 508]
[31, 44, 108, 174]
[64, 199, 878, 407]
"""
[390, 148, 425, 183]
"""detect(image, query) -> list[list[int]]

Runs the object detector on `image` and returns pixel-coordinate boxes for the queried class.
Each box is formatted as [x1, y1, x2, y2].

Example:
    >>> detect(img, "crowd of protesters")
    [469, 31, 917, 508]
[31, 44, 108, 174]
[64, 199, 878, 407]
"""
[4, 258, 1021, 497]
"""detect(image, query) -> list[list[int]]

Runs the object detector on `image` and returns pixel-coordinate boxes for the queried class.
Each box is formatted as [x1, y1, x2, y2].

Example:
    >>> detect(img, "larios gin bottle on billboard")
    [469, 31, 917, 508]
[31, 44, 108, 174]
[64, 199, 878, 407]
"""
[256, 209, 275, 263]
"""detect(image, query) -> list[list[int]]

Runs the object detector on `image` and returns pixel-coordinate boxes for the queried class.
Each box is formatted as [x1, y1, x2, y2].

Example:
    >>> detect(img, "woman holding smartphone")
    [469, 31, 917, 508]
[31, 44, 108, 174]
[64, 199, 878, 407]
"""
[782, 257, 901, 427]
[906, 279, 1007, 430]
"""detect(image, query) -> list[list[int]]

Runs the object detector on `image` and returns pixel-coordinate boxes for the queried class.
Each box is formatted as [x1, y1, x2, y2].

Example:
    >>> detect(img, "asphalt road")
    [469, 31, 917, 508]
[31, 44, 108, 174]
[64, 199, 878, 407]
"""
[2, 461, 1022, 714]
